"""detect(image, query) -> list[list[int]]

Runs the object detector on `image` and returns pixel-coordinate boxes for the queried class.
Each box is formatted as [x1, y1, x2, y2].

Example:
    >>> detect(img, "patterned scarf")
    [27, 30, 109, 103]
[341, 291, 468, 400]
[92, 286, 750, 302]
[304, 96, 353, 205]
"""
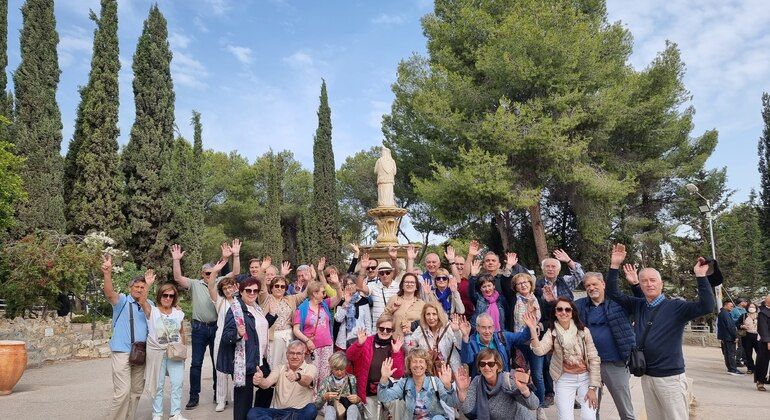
[554, 320, 583, 366]
[346, 292, 361, 332]
[231, 299, 247, 387]
[484, 290, 501, 331]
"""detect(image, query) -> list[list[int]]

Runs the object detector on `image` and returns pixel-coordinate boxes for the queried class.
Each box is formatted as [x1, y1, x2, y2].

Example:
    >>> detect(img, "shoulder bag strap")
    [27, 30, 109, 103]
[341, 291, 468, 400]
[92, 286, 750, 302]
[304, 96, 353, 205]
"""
[129, 300, 135, 344]
[113, 299, 128, 328]
[638, 302, 664, 350]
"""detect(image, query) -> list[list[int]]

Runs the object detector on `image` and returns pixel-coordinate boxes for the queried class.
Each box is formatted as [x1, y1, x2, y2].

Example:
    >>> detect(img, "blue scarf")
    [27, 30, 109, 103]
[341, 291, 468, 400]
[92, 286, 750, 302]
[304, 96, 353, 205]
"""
[346, 292, 361, 332]
[435, 287, 451, 312]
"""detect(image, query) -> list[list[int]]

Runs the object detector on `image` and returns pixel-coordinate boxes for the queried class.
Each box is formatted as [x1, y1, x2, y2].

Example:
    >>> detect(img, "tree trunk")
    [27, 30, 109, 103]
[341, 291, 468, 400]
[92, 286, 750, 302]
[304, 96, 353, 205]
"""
[528, 202, 549, 263]
[494, 212, 510, 252]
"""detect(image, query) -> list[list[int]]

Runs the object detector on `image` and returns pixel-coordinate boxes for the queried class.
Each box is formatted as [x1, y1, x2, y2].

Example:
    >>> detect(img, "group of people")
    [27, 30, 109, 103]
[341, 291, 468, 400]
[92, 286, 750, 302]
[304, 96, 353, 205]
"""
[101, 238, 770, 420]
[717, 295, 770, 389]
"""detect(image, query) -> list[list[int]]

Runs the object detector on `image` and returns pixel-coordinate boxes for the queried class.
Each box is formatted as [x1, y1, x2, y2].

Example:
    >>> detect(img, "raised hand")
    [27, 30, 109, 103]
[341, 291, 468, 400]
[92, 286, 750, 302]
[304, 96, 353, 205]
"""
[468, 240, 480, 257]
[505, 252, 518, 269]
[623, 263, 639, 285]
[406, 244, 417, 261]
[610, 243, 626, 269]
[513, 368, 530, 394]
[221, 242, 233, 259]
[170, 244, 185, 260]
[359, 252, 370, 273]
[391, 336, 403, 352]
[450, 313, 461, 331]
[470, 259, 481, 276]
[693, 257, 709, 277]
[101, 253, 112, 273]
[455, 365, 471, 391]
[281, 261, 292, 276]
[328, 269, 340, 285]
[261, 256, 272, 270]
[388, 245, 398, 260]
[522, 312, 538, 330]
[230, 238, 242, 255]
[357, 329, 367, 345]
[144, 268, 156, 288]
[401, 322, 411, 335]
[444, 245, 456, 263]
[317, 256, 327, 274]
[213, 258, 228, 272]
[349, 243, 360, 258]
[448, 276, 458, 292]
[459, 315, 472, 339]
[553, 249, 571, 264]
[310, 265, 317, 280]
[437, 363, 453, 389]
[380, 357, 396, 382]
[420, 279, 432, 296]
[543, 284, 556, 303]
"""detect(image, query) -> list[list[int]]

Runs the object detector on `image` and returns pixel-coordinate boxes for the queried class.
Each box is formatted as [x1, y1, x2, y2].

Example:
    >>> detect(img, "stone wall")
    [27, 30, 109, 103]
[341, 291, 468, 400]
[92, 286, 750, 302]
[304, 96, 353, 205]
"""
[0, 316, 112, 367]
[683, 331, 720, 348]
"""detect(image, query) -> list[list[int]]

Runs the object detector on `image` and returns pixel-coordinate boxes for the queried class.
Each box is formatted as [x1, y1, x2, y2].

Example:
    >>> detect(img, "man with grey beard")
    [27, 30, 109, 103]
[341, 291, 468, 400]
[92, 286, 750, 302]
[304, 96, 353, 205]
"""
[575, 272, 638, 419]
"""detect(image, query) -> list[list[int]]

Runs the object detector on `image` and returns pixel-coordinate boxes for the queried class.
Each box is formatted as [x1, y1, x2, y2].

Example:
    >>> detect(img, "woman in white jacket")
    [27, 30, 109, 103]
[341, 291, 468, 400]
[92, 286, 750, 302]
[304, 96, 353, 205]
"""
[334, 274, 372, 350]
[403, 301, 462, 370]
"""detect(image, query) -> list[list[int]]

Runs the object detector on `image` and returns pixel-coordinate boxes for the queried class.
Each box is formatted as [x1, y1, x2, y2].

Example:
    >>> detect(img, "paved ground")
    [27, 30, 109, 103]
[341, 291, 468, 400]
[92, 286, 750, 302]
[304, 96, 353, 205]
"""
[1, 345, 767, 419]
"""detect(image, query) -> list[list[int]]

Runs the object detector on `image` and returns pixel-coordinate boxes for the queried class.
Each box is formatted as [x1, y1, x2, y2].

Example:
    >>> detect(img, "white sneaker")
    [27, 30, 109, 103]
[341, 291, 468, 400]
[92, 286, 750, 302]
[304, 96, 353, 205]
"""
[536, 407, 548, 420]
[170, 414, 188, 420]
[215, 401, 226, 412]
[152, 416, 161, 420]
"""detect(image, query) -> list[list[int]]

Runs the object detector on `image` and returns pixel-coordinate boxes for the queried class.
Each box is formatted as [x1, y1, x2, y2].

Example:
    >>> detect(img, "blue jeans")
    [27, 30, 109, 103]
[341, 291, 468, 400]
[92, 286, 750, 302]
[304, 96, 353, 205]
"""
[189, 320, 217, 400]
[518, 344, 546, 408]
[247, 403, 317, 420]
[543, 353, 554, 395]
[153, 354, 184, 416]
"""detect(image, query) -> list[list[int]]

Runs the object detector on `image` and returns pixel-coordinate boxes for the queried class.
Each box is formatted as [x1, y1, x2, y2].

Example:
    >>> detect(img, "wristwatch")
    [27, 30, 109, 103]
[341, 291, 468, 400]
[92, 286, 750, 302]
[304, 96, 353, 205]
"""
[296, 372, 302, 381]
[588, 386, 597, 391]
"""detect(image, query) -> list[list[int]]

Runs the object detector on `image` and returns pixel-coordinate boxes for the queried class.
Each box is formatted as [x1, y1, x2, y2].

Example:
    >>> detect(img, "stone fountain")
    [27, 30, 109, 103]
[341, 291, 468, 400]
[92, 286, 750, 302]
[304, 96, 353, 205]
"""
[360, 146, 421, 260]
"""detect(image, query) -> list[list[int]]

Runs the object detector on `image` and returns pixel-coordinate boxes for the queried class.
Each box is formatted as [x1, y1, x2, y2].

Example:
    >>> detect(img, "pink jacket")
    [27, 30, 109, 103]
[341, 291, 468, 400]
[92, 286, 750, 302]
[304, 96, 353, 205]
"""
[345, 335, 405, 402]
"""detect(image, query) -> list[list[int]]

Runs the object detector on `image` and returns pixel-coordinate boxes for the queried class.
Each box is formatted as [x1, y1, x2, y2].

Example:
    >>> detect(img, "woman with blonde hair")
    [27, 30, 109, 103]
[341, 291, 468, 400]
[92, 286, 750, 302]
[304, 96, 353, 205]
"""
[403, 302, 462, 370]
[377, 348, 458, 419]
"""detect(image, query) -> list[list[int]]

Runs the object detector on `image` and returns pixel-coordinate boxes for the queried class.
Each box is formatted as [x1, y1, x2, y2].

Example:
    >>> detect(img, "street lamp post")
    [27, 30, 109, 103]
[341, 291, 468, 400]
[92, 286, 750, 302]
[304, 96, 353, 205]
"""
[685, 183, 722, 309]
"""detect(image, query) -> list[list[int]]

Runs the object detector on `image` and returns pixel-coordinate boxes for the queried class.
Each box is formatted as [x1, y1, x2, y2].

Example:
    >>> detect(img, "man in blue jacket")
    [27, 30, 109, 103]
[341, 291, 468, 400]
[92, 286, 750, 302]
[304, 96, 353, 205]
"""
[606, 243, 714, 420]
[576, 272, 637, 420]
[717, 299, 742, 375]
[459, 313, 530, 377]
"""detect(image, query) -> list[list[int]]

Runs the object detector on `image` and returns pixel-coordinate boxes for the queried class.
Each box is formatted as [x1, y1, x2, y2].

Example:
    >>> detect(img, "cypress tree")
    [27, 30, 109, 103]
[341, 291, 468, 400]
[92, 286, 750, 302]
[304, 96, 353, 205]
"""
[12, 0, 65, 235]
[65, 0, 125, 240]
[122, 4, 175, 272]
[758, 93, 770, 247]
[312, 80, 341, 266]
[187, 110, 205, 270]
[0, 0, 12, 133]
[264, 150, 284, 264]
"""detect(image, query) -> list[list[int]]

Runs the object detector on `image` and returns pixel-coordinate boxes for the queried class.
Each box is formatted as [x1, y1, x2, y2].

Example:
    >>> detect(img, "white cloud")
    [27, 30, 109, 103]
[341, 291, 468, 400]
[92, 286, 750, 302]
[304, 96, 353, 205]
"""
[193, 16, 210, 33]
[172, 51, 208, 89]
[58, 26, 93, 69]
[203, 0, 231, 16]
[371, 13, 405, 25]
[169, 32, 192, 50]
[367, 100, 391, 129]
[283, 51, 313, 68]
[226, 45, 254, 64]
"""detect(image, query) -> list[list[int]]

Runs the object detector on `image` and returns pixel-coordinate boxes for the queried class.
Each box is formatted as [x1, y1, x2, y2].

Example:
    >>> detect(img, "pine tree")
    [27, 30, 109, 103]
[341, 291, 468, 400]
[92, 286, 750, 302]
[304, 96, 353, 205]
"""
[12, 0, 65, 235]
[0, 0, 12, 136]
[122, 4, 175, 272]
[65, 0, 125, 241]
[312, 80, 341, 266]
[264, 150, 284, 264]
[758, 92, 770, 242]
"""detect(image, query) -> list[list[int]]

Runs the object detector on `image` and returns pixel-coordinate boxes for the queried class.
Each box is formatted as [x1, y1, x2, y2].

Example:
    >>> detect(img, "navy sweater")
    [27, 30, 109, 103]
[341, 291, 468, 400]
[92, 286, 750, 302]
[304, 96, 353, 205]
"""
[605, 268, 715, 377]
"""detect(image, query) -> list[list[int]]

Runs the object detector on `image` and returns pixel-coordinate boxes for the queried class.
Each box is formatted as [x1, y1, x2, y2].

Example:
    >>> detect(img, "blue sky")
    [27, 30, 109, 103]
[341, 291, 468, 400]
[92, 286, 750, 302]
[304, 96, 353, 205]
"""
[5, 0, 769, 214]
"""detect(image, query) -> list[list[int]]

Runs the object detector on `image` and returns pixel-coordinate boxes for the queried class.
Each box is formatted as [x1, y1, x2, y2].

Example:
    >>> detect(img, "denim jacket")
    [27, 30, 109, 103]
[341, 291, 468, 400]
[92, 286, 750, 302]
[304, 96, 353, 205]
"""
[377, 375, 458, 419]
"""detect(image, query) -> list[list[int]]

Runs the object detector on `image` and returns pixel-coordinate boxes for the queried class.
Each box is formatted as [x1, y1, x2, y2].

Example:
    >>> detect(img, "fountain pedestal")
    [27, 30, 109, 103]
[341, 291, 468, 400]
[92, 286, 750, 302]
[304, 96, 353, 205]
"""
[360, 206, 421, 260]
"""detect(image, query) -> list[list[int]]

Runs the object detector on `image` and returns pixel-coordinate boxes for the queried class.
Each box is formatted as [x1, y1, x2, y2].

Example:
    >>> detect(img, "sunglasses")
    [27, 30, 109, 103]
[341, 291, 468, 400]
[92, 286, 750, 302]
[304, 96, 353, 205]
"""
[435, 276, 449, 281]
[378, 327, 394, 333]
[556, 307, 573, 313]
[273, 284, 286, 289]
[161, 293, 176, 299]
[243, 288, 259, 295]
[366, 267, 377, 271]
[204, 271, 212, 276]
[378, 270, 393, 275]
[478, 361, 497, 368]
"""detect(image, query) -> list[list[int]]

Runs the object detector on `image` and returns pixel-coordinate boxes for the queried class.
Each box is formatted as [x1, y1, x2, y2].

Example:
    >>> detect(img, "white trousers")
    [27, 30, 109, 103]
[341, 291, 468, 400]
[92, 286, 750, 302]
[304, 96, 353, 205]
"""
[554, 372, 596, 420]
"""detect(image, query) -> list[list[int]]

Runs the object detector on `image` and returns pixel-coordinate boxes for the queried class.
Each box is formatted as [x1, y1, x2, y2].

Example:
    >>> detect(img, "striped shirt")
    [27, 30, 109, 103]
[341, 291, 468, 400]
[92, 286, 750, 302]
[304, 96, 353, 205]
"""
[367, 279, 401, 324]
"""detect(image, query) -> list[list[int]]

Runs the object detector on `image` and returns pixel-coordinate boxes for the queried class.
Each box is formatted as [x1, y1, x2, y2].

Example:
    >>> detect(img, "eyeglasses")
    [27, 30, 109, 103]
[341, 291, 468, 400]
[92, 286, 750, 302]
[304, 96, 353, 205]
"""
[555, 307, 573, 313]
[273, 284, 286, 289]
[435, 276, 449, 281]
[378, 270, 392, 275]
[478, 361, 497, 368]
[378, 327, 394, 333]
[243, 288, 259, 295]
[366, 267, 377, 271]
[516, 282, 530, 287]
[204, 271, 212, 276]
[288, 351, 305, 356]
[161, 293, 176, 299]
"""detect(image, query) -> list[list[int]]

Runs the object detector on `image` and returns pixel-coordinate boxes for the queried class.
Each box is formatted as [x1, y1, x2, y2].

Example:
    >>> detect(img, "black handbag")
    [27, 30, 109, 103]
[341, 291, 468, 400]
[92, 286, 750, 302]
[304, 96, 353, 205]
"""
[627, 303, 663, 377]
[128, 301, 147, 366]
